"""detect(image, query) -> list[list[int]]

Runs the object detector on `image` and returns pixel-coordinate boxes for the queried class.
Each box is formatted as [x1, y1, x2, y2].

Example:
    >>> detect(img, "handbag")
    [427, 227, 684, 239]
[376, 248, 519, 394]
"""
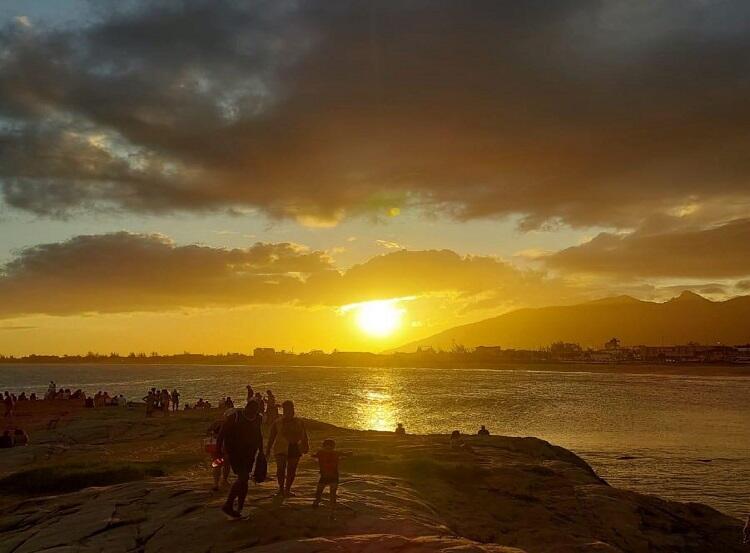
[254, 450, 268, 483]
[203, 436, 218, 456]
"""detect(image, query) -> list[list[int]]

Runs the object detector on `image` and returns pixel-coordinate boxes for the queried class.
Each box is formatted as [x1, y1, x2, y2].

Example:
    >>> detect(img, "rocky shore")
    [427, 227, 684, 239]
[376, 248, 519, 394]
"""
[0, 404, 744, 552]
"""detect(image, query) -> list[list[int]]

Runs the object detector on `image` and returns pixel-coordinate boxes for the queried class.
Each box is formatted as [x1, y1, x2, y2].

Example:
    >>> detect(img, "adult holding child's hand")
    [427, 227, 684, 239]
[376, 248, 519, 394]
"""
[265, 400, 308, 497]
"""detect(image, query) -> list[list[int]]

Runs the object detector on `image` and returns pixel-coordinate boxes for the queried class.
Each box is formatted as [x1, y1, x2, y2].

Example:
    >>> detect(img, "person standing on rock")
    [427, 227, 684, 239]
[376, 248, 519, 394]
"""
[143, 391, 155, 417]
[217, 399, 263, 519]
[312, 438, 351, 519]
[265, 390, 276, 418]
[171, 389, 180, 411]
[266, 400, 308, 497]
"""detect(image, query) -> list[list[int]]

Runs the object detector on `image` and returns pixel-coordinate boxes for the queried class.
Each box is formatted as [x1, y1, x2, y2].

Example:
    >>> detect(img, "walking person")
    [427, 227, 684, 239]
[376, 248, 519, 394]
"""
[3, 391, 15, 419]
[266, 400, 308, 497]
[160, 389, 171, 415]
[171, 389, 180, 412]
[217, 400, 263, 519]
[312, 439, 350, 520]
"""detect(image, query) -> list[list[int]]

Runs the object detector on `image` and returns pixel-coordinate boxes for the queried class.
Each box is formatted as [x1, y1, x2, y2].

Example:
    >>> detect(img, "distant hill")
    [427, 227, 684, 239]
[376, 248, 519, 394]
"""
[394, 291, 750, 351]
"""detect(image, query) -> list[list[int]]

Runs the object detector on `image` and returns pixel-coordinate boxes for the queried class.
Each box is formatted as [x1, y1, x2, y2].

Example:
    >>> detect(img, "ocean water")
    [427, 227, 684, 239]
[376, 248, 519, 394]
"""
[1, 364, 748, 519]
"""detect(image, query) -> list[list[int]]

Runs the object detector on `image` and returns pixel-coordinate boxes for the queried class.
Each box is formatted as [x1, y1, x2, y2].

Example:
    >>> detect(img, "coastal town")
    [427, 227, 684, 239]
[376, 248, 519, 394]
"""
[3, 339, 750, 367]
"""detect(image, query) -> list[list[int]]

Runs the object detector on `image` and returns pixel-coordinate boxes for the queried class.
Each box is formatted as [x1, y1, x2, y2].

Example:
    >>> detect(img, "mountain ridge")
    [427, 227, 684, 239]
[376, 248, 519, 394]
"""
[394, 292, 750, 351]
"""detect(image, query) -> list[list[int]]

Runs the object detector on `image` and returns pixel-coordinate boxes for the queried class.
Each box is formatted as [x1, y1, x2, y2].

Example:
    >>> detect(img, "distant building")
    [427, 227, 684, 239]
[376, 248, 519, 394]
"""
[474, 346, 502, 357]
[253, 347, 276, 358]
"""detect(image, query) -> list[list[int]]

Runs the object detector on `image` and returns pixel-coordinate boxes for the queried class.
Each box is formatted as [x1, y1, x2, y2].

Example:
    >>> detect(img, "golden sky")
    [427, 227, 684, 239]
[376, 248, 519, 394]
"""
[0, 1, 749, 354]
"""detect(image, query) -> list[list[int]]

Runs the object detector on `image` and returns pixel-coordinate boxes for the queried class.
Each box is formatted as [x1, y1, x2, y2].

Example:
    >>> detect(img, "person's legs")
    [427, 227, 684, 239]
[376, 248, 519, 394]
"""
[223, 465, 249, 518]
[313, 481, 325, 507]
[235, 472, 250, 512]
[275, 454, 287, 493]
[212, 465, 221, 491]
[329, 483, 338, 518]
[236, 449, 257, 512]
[222, 462, 230, 485]
[285, 456, 300, 495]
[224, 477, 239, 513]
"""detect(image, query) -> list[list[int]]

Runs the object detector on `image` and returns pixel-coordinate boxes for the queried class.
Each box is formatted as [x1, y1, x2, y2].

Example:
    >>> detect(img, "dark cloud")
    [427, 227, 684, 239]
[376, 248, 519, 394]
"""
[0, 232, 334, 316]
[546, 218, 750, 278]
[1, 1, 749, 228]
[0, 232, 573, 317]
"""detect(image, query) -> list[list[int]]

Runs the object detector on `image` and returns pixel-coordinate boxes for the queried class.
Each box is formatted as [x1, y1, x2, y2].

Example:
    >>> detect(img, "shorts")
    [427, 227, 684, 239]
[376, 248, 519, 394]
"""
[229, 448, 257, 478]
[318, 473, 339, 485]
[287, 443, 302, 459]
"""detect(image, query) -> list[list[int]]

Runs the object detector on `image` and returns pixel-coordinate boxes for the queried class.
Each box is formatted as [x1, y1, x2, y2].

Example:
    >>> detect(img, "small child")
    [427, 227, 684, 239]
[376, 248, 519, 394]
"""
[312, 439, 350, 518]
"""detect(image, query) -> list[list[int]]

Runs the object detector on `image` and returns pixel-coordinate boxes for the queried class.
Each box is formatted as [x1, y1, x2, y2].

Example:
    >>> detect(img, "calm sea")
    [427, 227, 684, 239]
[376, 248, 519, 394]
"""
[1, 364, 748, 519]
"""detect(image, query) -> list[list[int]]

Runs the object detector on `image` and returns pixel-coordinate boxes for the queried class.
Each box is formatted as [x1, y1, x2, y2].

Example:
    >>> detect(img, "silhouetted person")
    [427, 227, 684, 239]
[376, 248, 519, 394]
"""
[0, 430, 12, 448]
[46, 381, 56, 400]
[171, 389, 180, 411]
[3, 392, 14, 418]
[143, 391, 155, 417]
[266, 390, 276, 418]
[395, 423, 406, 436]
[254, 392, 264, 413]
[478, 425, 490, 436]
[312, 439, 351, 519]
[266, 400, 308, 497]
[217, 400, 263, 519]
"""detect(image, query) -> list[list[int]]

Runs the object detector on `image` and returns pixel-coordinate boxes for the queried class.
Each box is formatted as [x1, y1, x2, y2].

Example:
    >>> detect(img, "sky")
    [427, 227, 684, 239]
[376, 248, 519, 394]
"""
[0, 0, 749, 355]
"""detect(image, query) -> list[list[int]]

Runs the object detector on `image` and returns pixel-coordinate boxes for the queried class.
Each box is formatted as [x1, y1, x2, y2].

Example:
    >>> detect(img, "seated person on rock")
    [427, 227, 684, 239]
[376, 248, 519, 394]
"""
[13, 428, 29, 446]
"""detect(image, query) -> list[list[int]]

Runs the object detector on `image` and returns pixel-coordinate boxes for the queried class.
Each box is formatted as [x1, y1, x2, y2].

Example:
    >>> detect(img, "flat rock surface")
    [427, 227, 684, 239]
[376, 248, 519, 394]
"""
[0, 408, 745, 553]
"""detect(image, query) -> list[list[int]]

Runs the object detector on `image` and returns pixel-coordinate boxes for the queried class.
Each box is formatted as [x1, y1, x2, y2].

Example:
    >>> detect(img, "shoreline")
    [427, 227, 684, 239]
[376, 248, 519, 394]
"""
[2, 360, 750, 377]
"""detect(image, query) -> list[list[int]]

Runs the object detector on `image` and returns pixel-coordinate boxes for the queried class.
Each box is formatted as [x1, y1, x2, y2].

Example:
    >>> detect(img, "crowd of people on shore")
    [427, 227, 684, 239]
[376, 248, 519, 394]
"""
[3, 382, 130, 417]
[143, 388, 181, 416]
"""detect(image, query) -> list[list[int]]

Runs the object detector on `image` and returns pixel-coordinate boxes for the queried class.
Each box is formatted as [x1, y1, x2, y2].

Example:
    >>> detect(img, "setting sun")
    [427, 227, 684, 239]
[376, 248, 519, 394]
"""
[342, 299, 405, 337]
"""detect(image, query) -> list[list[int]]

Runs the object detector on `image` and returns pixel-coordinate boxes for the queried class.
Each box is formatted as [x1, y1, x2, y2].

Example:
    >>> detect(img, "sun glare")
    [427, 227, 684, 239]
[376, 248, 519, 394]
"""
[342, 299, 405, 337]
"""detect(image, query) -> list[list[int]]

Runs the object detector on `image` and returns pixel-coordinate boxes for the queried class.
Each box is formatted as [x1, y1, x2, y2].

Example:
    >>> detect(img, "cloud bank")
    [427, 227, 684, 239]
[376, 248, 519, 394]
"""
[1, 1, 749, 229]
[0, 232, 566, 317]
[546, 218, 750, 278]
